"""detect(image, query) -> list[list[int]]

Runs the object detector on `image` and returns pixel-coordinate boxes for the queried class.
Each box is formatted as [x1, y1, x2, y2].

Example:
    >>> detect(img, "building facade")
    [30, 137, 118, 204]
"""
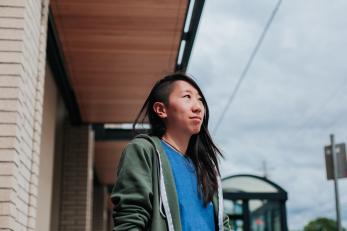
[0, 0, 204, 230]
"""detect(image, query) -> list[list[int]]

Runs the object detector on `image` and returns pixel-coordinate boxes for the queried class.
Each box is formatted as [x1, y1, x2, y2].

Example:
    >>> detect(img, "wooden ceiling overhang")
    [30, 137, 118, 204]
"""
[47, 0, 205, 186]
[49, 0, 204, 124]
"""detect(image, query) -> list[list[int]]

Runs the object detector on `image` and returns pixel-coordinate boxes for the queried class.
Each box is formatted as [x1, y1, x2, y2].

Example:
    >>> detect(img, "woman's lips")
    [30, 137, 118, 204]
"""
[190, 117, 202, 121]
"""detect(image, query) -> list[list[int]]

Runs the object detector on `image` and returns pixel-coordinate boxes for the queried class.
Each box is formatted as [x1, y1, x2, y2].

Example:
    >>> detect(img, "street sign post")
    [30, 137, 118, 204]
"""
[325, 143, 347, 179]
[324, 135, 345, 231]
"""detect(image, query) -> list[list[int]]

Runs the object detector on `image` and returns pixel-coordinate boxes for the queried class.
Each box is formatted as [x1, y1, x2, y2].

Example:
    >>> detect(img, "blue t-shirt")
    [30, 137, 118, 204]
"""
[161, 140, 215, 231]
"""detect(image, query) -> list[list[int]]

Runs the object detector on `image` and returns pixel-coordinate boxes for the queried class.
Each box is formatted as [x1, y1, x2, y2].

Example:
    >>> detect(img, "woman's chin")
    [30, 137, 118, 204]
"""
[190, 127, 201, 135]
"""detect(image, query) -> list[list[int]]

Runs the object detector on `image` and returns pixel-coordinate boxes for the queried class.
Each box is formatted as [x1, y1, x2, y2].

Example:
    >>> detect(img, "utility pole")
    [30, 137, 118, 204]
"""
[330, 134, 342, 231]
[262, 160, 268, 178]
[261, 160, 275, 179]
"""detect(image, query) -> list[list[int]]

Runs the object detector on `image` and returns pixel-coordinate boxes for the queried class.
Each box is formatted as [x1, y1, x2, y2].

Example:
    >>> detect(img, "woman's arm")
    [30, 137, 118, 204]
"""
[111, 142, 153, 231]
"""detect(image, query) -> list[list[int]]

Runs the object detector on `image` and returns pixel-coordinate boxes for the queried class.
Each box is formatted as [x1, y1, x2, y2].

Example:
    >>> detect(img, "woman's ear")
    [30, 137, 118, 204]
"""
[153, 102, 167, 119]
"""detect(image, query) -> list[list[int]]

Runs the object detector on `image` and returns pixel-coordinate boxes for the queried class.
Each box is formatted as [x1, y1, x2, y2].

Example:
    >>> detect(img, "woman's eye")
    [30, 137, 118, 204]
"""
[198, 98, 203, 102]
[183, 94, 191, 99]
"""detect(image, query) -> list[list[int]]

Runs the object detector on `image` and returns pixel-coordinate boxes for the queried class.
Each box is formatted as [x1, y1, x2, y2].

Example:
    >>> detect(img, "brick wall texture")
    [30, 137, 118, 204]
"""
[0, 0, 49, 230]
[59, 125, 94, 231]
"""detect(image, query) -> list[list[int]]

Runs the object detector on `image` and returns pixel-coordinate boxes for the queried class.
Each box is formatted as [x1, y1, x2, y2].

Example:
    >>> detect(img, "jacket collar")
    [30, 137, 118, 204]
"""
[134, 134, 223, 231]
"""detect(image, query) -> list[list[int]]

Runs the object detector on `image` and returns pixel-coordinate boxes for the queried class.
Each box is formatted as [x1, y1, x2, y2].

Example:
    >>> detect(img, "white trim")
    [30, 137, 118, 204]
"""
[155, 147, 175, 231]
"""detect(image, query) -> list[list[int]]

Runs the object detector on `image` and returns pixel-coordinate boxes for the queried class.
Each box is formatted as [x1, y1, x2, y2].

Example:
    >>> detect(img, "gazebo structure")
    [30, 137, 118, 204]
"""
[222, 174, 288, 231]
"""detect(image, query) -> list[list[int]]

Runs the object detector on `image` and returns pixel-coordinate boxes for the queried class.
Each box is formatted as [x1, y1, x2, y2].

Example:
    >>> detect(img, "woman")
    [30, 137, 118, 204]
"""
[111, 73, 230, 231]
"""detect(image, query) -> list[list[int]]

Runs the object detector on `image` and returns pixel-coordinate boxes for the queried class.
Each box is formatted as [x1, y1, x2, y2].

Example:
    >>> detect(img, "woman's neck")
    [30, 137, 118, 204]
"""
[162, 131, 190, 155]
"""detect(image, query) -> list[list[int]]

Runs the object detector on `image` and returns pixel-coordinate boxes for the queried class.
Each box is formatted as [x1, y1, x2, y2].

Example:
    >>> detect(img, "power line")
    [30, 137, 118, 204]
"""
[275, 77, 347, 149]
[213, 0, 283, 135]
[290, 77, 347, 139]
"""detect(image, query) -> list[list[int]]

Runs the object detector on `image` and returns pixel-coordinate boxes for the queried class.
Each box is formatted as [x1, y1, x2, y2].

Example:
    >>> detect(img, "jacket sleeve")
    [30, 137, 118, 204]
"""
[110, 142, 153, 231]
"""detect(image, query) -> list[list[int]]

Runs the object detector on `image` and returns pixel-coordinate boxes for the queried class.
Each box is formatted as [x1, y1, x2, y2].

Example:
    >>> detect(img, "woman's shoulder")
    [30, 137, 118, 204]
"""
[117, 135, 159, 173]
[127, 134, 160, 150]
[124, 134, 161, 154]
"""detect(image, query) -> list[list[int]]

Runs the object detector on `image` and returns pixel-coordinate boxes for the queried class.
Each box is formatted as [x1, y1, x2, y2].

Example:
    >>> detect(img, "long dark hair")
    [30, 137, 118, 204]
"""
[133, 72, 223, 205]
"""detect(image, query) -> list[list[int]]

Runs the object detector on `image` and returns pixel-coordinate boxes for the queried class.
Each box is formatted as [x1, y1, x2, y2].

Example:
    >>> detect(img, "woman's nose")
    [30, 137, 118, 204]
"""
[192, 100, 203, 113]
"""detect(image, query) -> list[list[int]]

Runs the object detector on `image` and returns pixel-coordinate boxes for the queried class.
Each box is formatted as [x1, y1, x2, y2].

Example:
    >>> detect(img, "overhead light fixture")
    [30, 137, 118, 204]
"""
[103, 123, 150, 130]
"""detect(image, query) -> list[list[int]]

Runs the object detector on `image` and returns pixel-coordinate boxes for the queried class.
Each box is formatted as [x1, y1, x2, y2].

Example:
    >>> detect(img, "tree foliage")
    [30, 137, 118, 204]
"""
[304, 217, 345, 231]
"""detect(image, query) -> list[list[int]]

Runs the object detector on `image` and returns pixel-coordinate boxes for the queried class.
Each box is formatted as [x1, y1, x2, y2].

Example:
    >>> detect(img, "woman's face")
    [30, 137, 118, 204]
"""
[163, 80, 205, 136]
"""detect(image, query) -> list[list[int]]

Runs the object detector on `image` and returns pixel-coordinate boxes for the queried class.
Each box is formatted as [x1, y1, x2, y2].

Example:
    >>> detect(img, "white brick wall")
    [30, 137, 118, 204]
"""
[0, 0, 49, 230]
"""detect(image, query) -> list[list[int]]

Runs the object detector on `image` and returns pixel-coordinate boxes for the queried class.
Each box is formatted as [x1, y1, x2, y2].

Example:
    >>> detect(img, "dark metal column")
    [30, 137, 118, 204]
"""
[280, 202, 288, 231]
[243, 199, 250, 231]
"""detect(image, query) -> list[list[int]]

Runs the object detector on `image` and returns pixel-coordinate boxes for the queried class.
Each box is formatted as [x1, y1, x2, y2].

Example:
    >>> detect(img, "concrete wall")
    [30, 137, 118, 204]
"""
[93, 183, 108, 231]
[49, 92, 67, 231]
[36, 65, 58, 231]
[49, 88, 67, 231]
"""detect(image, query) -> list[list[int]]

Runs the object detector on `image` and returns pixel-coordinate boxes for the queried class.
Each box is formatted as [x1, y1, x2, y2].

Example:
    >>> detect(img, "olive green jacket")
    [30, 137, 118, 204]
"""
[111, 134, 231, 231]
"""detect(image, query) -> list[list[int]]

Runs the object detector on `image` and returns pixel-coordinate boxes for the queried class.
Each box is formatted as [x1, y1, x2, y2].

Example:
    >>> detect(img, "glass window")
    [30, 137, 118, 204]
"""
[250, 200, 281, 231]
[230, 219, 243, 231]
[224, 199, 243, 215]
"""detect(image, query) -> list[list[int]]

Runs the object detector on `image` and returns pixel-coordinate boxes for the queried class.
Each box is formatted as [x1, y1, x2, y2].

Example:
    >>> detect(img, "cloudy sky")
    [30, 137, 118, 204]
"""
[188, 0, 347, 230]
